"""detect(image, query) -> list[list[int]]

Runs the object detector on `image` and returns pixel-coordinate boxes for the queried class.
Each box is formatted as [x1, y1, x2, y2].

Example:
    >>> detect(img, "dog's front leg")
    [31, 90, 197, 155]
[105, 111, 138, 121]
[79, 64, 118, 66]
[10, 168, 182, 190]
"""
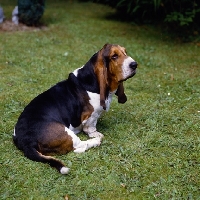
[83, 111, 104, 139]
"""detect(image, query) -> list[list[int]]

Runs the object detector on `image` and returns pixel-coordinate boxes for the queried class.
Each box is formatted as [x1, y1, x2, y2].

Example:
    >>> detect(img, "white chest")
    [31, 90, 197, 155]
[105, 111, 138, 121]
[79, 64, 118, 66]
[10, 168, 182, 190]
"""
[105, 92, 115, 111]
[87, 91, 115, 112]
[69, 91, 115, 134]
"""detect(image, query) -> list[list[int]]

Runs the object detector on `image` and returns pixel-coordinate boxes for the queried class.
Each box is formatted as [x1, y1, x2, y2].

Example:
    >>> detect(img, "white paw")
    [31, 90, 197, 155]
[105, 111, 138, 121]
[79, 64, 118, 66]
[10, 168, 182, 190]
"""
[91, 137, 101, 147]
[74, 148, 86, 153]
[60, 167, 70, 174]
[88, 131, 104, 139]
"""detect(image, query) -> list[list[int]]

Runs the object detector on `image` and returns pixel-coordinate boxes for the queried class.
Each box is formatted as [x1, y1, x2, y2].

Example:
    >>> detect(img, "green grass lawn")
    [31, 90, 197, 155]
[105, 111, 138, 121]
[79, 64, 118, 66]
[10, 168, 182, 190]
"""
[0, 0, 200, 199]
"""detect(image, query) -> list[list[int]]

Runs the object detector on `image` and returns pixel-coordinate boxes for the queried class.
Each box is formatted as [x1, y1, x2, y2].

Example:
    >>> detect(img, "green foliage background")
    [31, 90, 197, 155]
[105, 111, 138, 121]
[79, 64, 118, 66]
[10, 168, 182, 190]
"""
[18, 0, 45, 25]
[80, 0, 200, 40]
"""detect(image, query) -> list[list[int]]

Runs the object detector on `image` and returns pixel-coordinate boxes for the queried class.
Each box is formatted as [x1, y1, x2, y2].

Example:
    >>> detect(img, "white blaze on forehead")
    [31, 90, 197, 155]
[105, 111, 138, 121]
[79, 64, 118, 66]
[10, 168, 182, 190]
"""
[122, 56, 135, 79]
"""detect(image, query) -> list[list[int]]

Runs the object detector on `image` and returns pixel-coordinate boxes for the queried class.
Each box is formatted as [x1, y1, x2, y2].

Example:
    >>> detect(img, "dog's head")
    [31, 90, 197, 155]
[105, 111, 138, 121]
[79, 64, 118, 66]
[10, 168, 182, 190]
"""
[94, 44, 137, 110]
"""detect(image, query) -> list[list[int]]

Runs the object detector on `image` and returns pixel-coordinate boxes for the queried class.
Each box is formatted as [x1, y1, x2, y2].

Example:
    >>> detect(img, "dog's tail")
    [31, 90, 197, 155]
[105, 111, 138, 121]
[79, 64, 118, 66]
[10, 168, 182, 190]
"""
[25, 147, 70, 174]
[13, 136, 69, 174]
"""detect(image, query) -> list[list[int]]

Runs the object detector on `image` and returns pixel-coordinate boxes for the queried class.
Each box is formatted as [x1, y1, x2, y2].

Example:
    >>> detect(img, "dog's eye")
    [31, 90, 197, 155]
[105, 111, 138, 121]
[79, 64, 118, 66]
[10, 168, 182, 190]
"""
[111, 54, 118, 60]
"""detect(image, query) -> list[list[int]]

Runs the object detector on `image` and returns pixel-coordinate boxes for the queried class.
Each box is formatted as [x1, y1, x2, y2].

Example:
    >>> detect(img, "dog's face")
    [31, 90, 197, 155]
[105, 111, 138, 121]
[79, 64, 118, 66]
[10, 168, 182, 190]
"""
[94, 44, 137, 109]
[105, 44, 137, 83]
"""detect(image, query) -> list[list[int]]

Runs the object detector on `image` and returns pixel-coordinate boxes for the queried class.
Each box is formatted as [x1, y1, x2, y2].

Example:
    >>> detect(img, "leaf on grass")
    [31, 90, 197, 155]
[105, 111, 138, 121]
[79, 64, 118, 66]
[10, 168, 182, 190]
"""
[120, 183, 126, 188]
[65, 195, 69, 200]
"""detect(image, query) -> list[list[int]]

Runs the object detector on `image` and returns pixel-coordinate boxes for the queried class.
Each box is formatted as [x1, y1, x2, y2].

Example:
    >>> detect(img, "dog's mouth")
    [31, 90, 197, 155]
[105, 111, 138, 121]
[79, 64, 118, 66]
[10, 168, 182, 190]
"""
[128, 69, 137, 78]
[120, 70, 136, 82]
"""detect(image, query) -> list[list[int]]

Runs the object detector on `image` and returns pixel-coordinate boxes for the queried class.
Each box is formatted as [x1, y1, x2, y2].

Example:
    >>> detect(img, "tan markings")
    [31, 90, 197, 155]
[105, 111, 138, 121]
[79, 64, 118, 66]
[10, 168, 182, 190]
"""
[37, 151, 53, 159]
[77, 90, 94, 122]
[38, 123, 74, 155]
[94, 47, 108, 110]
[106, 45, 128, 91]
[81, 108, 93, 122]
[81, 102, 94, 122]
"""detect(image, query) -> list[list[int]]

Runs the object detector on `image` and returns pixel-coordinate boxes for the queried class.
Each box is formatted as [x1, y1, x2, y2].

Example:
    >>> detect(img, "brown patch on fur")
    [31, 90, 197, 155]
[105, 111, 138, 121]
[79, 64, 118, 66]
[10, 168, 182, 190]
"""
[94, 66, 107, 109]
[81, 104, 94, 122]
[94, 45, 109, 110]
[38, 123, 74, 155]
[107, 45, 127, 91]
[78, 90, 94, 122]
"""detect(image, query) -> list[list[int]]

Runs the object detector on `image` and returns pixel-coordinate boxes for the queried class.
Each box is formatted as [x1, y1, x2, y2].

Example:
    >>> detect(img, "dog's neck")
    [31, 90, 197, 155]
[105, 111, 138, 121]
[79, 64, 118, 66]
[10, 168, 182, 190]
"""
[72, 65, 100, 94]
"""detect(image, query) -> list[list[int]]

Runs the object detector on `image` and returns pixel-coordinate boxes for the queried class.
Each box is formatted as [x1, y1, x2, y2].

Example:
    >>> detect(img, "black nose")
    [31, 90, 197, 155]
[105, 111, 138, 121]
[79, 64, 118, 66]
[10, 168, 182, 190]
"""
[130, 61, 137, 70]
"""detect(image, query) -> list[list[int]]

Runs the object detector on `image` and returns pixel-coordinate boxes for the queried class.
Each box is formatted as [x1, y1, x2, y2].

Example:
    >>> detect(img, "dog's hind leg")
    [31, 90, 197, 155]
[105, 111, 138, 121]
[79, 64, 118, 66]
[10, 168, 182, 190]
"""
[65, 127, 101, 153]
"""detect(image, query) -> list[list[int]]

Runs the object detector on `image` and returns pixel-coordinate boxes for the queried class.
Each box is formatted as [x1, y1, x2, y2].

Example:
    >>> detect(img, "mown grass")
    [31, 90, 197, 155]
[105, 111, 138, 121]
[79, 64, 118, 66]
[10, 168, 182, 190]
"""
[0, 0, 200, 199]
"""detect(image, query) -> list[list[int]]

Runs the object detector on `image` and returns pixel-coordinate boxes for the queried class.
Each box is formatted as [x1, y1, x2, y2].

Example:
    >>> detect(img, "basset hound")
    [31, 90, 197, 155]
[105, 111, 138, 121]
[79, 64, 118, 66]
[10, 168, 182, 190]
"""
[13, 44, 137, 174]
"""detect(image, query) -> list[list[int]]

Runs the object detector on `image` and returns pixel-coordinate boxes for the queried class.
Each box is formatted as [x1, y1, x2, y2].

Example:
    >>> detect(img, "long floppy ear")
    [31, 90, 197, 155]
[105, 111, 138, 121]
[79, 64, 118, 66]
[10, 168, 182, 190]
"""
[94, 44, 111, 110]
[115, 82, 127, 103]
[95, 65, 108, 110]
